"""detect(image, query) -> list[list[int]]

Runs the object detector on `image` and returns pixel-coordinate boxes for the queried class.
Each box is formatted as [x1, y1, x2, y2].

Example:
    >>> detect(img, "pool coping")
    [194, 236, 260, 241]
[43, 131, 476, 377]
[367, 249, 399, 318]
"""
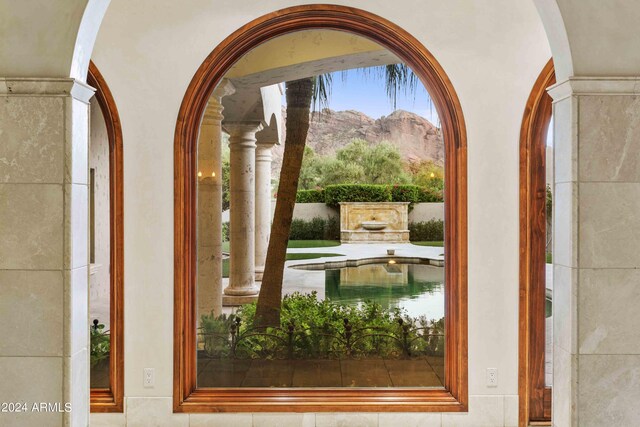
[290, 256, 445, 271]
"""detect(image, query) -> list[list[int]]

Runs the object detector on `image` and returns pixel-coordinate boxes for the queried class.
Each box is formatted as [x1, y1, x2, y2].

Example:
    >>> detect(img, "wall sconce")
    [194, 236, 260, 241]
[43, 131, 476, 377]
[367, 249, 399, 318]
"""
[197, 171, 202, 177]
[211, 172, 216, 177]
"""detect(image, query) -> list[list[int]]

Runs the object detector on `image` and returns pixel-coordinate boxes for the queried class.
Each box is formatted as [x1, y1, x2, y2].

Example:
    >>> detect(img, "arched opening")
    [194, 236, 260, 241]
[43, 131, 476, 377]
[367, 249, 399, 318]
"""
[174, 4, 467, 412]
[519, 59, 555, 426]
[87, 61, 125, 413]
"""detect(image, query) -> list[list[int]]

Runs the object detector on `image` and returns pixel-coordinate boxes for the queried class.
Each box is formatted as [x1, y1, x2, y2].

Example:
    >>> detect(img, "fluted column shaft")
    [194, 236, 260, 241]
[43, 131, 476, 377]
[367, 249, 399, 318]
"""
[224, 122, 263, 296]
[254, 141, 276, 281]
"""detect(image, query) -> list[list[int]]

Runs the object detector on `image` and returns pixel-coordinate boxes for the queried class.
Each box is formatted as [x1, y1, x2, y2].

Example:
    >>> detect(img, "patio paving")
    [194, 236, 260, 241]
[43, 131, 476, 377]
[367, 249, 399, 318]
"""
[197, 356, 445, 388]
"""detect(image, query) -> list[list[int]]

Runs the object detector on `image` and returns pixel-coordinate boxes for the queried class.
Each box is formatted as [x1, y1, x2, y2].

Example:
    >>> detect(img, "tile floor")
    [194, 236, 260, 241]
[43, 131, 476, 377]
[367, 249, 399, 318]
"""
[197, 356, 445, 388]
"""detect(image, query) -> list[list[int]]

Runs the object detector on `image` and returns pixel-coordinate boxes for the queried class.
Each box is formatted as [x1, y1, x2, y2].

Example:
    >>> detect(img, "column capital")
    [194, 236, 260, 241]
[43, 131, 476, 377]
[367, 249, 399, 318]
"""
[256, 139, 278, 149]
[255, 141, 275, 163]
[212, 78, 236, 100]
[548, 77, 640, 102]
[204, 79, 236, 123]
[224, 121, 264, 139]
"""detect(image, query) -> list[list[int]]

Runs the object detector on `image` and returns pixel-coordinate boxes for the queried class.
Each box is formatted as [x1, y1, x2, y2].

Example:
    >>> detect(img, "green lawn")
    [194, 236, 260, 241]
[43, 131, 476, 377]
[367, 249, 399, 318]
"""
[222, 252, 343, 278]
[287, 240, 341, 248]
[411, 241, 444, 247]
[222, 240, 340, 253]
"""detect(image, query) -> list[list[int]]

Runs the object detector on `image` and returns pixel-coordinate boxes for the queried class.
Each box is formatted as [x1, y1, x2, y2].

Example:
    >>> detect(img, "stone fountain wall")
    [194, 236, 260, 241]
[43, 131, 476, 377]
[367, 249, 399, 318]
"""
[339, 202, 410, 243]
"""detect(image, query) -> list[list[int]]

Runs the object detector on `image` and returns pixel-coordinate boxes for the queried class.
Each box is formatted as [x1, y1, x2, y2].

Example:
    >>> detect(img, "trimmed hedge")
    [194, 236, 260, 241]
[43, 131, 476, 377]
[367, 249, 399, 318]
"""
[418, 187, 444, 203]
[294, 184, 444, 205]
[296, 189, 325, 203]
[409, 219, 444, 242]
[390, 184, 420, 204]
[289, 217, 340, 240]
[324, 184, 392, 207]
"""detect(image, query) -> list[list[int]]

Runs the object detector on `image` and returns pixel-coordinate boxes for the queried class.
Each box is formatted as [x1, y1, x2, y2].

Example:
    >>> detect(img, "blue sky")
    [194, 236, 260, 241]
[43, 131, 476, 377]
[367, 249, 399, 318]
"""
[282, 67, 441, 126]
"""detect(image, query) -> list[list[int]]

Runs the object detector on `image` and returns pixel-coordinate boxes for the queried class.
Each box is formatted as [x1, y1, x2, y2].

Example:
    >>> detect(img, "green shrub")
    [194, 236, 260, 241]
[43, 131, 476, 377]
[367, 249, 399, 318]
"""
[390, 184, 420, 204]
[409, 219, 444, 241]
[90, 320, 110, 367]
[296, 189, 325, 203]
[197, 292, 445, 359]
[324, 184, 392, 207]
[418, 187, 444, 203]
[289, 217, 340, 240]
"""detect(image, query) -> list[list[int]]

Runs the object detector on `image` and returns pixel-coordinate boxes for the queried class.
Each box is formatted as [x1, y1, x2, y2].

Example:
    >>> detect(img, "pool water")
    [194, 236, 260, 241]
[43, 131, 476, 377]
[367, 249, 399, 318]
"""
[324, 262, 444, 320]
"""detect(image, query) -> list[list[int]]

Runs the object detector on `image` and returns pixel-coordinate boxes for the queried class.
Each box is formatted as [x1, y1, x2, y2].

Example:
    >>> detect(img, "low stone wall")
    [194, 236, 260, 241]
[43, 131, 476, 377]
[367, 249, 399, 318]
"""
[409, 202, 444, 222]
[223, 202, 444, 224]
[289, 202, 338, 220]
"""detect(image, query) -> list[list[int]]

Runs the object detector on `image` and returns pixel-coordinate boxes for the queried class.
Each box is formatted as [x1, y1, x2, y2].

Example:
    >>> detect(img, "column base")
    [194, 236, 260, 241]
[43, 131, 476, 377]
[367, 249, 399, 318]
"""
[255, 266, 265, 282]
[222, 294, 259, 306]
[223, 284, 259, 296]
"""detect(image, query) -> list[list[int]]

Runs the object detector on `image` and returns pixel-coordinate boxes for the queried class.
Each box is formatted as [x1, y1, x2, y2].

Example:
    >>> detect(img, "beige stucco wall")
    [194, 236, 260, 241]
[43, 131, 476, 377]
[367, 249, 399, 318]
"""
[89, 1, 550, 424]
[88, 97, 111, 327]
[409, 202, 444, 223]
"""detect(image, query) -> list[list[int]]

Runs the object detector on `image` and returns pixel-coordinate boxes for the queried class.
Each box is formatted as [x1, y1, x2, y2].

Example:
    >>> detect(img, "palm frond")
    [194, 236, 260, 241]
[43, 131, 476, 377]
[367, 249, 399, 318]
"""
[311, 74, 332, 114]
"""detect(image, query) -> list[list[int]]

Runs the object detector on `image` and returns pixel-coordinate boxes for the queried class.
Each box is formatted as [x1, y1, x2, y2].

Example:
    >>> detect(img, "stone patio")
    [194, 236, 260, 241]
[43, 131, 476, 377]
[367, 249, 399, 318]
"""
[197, 356, 445, 388]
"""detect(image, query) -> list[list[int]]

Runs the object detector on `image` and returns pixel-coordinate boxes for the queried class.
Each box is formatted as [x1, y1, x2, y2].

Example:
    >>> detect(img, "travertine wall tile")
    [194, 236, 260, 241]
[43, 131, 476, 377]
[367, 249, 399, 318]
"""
[0, 357, 63, 427]
[317, 413, 379, 427]
[579, 268, 640, 354]
[578, 355, 640, 427]
[190, 413, 252, 427]
[90, 412, 126, 427]
[63, 183, 88, 270]
[579, 183, 640, 268]
[252, 413, 315, 427]
[0, 183, 63, 270]
[503, 395, 518, 427]
[553, 343, 578, 427]
[553, 96, 577, 184]
[442, 395, 503, 427]
[0, 96, 64, 184]
[0, 270, 63, 356]
[64, 266, 88, 356]
[553, 265, 577, 354]
[65, 97, 89, 185]
[126, 397, 188, 427]
[553, 182, 577, 268]
[380, 412, 441, 427]
[63, 349, 88, 427]
[579, 95, 640, 182]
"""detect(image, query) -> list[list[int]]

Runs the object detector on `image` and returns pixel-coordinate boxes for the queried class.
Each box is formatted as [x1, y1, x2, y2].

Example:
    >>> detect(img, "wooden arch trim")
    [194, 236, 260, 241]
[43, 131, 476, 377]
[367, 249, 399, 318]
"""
[87, 61, 125, 413]
[174, 4, 467, 413]
[519, 59, 555, 426]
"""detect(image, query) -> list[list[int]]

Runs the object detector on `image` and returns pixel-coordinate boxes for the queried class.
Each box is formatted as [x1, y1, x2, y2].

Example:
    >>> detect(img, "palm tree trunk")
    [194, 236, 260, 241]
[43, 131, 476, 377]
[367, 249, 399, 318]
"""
[254, 78, 313, 327]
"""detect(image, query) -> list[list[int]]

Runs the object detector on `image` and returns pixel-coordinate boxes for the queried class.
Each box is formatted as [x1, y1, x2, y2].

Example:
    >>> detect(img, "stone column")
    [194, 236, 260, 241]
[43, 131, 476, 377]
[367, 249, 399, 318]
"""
[197, 80, 235, 318]
[0, 79, 94, 426]
[254, 141, 276, 281]
[549, 78, 640, 426]
[224, 122, 263, 298]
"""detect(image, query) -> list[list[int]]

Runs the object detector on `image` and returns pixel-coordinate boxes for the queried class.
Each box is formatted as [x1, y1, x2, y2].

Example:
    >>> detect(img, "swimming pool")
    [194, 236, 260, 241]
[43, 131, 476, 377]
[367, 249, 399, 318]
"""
[323, 261, 444, 319]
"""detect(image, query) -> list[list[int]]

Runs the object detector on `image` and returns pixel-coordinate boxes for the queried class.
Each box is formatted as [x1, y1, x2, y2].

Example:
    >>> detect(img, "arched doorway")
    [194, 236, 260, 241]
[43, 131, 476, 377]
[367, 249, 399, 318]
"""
[174, 4, 467, 412]
[87, 61, 125, 413]
[519, 59, 555, 426]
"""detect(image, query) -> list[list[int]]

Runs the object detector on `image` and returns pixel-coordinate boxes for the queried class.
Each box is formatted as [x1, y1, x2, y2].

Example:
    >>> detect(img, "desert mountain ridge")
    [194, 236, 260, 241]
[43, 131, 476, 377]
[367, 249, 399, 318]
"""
[271, 107, 444, 174]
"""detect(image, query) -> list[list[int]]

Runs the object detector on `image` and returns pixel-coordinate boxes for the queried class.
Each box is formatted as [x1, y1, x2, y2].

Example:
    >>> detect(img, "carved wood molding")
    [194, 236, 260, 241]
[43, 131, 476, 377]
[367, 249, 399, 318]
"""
[88, 61, 125, 413]
[519, 59, 555, 427]
[174, 4, 467, 412]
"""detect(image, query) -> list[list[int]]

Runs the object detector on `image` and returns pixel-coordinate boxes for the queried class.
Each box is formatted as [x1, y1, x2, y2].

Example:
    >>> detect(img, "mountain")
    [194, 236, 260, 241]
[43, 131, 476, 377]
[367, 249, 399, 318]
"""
[271, 108, 444, 174]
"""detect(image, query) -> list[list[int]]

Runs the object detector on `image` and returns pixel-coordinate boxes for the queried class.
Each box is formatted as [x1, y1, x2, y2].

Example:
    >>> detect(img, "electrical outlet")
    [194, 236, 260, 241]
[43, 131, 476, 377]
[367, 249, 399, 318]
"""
[143, 368, 155, 388]
[486, 368, 498, 387]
